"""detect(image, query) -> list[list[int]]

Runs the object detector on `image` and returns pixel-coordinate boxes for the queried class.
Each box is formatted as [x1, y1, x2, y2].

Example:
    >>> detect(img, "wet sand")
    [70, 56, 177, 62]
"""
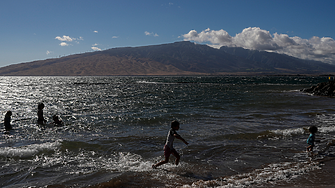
[276, 156, 335, 188]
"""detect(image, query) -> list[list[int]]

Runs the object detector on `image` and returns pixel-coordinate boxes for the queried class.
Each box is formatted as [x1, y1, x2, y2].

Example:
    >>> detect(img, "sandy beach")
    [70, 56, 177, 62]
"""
[276, 156, 335, 188]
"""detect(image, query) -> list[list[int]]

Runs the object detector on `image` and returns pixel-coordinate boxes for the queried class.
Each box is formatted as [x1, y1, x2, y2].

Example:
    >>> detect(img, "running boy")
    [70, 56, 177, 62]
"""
[306, 126, 317, 152]
[152, 120, 188, 168]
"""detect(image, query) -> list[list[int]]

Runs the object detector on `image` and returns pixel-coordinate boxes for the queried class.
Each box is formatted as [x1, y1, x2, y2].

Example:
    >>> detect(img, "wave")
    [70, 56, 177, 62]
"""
[0, 140, 61, 158]
[184, 161, 321, 188]
[270, 127, 306, 137]
[136, 80, 160, 84]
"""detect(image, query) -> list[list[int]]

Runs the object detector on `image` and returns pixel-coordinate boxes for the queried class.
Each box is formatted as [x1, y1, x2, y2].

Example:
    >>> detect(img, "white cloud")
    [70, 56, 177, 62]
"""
[112, 36, 119, 39]
[91, 46, 101, 51]
[145, 31, 159, 37]
[59, 42, 69, 46]
[93, 43, 98, 46]
[46, 50, 52, 55]
[182, 27, 335, 64]
[94, 31, 98, 33]
[55, 35, 74, 42]
[233, 27, 279, 50]
[55, 35, 83, 46]
[182, 28, 232, 45]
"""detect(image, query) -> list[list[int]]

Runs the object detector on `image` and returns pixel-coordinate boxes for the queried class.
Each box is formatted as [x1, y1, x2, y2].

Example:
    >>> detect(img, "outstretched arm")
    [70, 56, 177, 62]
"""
[174, 134, 189, 145]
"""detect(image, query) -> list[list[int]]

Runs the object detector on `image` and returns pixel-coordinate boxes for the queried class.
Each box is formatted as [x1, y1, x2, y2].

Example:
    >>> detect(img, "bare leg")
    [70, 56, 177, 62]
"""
[172, 151, 180, 165]
[153, 155, 169, 168]
[175, 156, 180, 165]
[307, 145, 313, 152]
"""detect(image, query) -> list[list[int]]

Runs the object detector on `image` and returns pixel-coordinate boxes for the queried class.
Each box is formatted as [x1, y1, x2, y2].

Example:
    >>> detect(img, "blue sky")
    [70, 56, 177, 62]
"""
[1, 0, 335, 68]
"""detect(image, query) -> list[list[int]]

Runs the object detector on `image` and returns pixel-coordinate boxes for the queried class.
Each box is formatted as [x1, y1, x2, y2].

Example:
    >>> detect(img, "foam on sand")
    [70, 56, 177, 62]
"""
[181, 161, 321, 188]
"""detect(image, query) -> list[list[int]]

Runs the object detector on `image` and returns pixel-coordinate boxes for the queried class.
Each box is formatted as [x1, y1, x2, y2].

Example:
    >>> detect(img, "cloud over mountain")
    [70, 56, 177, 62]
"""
[182, 27, 335, 64]
[91, 47, 101, 51]
[145, 31, 159, 37]
[55, 35, 83, 46]
[55, 35, 74, 42]
[1, 41, 335, 76]
[60, 42, 69, 46]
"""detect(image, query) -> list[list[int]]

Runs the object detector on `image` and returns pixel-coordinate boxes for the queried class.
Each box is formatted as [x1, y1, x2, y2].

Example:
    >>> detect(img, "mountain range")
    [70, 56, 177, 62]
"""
[1, 41, 335, 76]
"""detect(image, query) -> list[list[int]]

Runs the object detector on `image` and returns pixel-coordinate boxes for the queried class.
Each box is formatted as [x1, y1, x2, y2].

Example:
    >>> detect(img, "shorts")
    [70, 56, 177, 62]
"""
[164, 145, 179, 158]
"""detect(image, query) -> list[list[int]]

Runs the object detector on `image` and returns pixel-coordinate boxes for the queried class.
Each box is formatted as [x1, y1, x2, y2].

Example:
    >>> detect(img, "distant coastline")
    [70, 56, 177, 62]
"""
[1, 41, 335, 76]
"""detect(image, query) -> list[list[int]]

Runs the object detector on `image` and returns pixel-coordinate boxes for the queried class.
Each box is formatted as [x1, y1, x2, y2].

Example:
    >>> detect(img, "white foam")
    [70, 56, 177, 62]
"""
[270, 124, 335, 139]
[270, 127, 305, 137]
[136, 80, 158, 84]
[0, 140, 61, 158]
[319, 126, 335, 134]
[53, 152, 156, 175]
[182, 161, 321, 188]
[108, 152, 154, 172]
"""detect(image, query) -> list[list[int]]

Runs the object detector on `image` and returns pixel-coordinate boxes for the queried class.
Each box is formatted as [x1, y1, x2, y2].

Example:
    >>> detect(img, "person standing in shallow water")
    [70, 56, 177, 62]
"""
[4, 111, 12, 131]
[37, 103, 46, 125]
[306, 126, 317, 152]
[152, 120, 188, 169]
[52, 115, 63, 127]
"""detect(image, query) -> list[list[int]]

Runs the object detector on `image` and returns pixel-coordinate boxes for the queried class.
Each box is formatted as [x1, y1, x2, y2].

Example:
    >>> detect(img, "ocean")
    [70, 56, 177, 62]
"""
[1, 76, 335, 188]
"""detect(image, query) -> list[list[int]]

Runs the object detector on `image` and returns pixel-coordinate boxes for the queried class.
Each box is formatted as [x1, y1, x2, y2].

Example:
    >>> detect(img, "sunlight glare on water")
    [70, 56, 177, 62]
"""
[0, 76, 334, 187]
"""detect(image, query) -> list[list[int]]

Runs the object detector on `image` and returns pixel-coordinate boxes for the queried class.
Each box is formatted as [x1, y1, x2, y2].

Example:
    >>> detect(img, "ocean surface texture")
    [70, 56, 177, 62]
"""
[1, 76, 335, 187]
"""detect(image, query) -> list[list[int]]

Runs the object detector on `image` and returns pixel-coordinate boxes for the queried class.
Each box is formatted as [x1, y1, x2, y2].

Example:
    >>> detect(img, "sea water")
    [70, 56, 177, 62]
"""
[0, 76, 334, 187]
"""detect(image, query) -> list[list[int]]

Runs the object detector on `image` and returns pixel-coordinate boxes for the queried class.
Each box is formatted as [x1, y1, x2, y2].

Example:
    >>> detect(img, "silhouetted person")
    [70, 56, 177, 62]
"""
[52, 115, 63, 127]
[4, 111, 12, 131]
[37, 103, 46, 124]
[152, 120, 188, 169]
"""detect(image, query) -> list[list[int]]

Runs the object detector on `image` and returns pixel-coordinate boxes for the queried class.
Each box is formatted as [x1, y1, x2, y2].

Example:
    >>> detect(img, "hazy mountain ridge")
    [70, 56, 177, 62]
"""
[0, 41, 334, 76]
[220, 46, 335, 73]
[98, 41, 254, 73]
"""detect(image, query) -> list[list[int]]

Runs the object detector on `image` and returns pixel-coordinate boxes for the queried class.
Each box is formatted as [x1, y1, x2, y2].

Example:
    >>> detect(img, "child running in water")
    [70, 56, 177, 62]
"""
[306, 126, 317, 152]
[152, 120, 188, 169]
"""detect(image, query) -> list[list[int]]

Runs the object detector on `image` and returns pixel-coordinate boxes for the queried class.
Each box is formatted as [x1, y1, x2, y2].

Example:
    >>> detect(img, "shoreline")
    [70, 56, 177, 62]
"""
[185, 154, 335, 188]
[276, 156, 335, 188]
